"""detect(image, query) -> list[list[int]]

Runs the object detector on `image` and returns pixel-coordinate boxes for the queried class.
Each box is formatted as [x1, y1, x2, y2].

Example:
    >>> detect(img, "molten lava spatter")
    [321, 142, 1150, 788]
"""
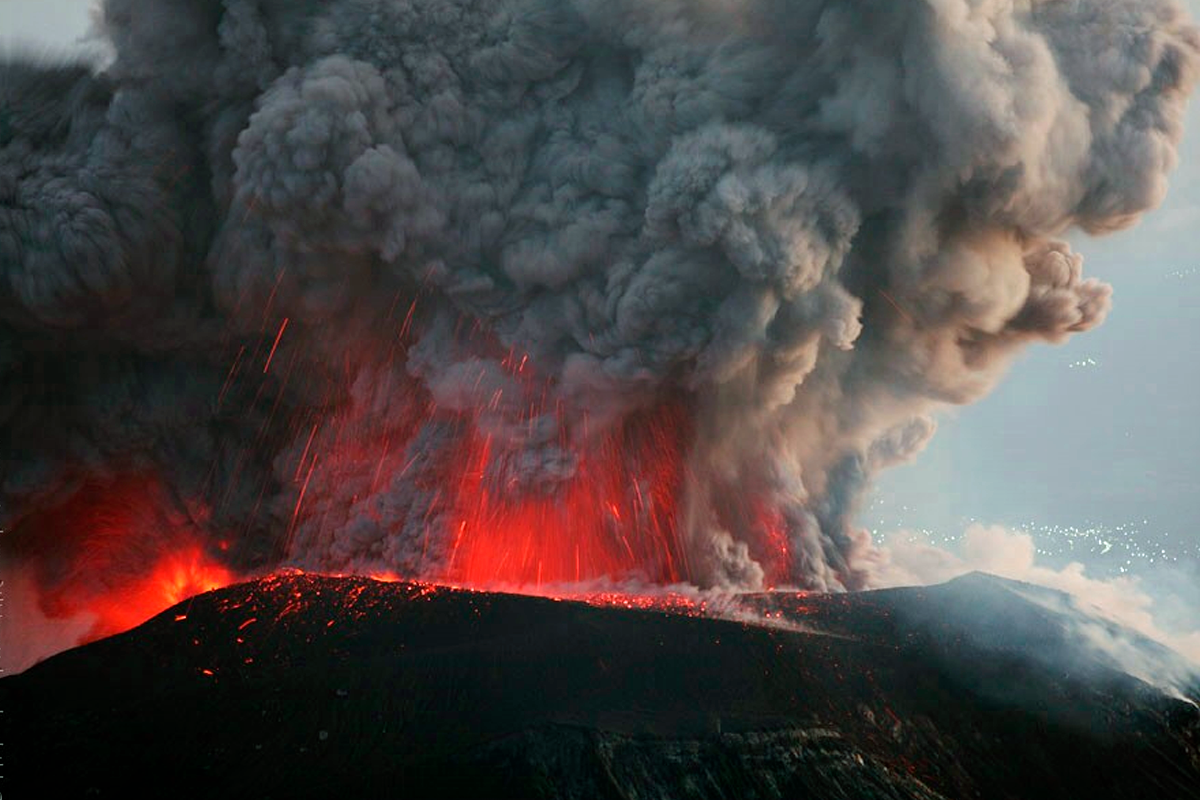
[13, 476, 235, 644]
[443, 402, 694, 588]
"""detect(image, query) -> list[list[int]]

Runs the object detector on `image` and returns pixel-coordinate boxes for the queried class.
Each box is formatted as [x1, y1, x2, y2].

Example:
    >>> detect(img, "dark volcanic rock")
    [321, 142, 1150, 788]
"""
[2, 572, 1198, 799]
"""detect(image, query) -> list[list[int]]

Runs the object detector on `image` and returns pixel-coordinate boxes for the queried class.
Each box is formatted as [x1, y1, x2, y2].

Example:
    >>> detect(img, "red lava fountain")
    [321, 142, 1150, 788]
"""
[441, 402, 695, 589]
[6, 395, 791, 672]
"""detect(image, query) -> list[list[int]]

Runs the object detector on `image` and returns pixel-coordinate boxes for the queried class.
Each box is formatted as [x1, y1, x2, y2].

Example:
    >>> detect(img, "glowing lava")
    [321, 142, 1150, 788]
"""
[82, 544, 234, 638]
[443, 402, 693, 588]
[10, 476, 235, 644]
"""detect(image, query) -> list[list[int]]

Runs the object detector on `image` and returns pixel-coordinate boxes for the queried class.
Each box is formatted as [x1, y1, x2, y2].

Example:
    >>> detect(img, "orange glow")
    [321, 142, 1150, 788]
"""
[82, 545, 234, 639]
[16, 476, 237, 644]
[751, 500, 793, 589]
[442, 402, 693, 588]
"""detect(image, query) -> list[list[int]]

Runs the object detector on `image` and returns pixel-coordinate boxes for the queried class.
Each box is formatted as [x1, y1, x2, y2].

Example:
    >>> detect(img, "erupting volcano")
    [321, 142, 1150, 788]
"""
[4, 1, 1200, 796]
[3, 0, 1200, 751]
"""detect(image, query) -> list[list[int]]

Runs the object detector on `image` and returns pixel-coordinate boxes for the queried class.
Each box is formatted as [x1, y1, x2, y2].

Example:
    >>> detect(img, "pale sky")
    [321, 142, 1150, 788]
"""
[1, 0, 96, 49]
[3, 0, 1198, 578]
[871, 5, 1200, 577]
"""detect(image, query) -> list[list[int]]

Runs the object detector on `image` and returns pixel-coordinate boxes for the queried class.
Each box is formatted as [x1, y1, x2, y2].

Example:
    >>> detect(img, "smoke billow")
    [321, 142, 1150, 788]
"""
[2, 0, 1198, 612]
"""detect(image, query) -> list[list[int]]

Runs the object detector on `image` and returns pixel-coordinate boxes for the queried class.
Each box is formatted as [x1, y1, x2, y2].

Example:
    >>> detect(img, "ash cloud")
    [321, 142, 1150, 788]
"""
[2, 0, 1198, 596]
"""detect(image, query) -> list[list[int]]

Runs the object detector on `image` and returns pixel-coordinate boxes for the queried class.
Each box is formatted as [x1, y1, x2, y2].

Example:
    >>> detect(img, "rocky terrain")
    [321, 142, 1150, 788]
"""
[3, 572, 1198, 799]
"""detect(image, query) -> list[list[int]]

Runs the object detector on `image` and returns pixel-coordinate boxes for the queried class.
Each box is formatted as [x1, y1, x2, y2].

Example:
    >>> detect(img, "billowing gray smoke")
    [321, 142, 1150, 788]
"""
[2, 0, 1197, 595]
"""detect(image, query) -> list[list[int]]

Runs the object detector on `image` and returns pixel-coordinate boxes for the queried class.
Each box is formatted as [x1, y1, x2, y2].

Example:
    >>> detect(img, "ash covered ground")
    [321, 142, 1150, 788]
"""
[3, 572, 1198, 799]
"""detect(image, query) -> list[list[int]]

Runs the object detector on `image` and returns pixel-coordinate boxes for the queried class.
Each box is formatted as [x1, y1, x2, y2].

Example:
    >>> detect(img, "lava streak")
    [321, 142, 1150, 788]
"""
[8, 476, 235, 644]
[443, 401, 694, 588]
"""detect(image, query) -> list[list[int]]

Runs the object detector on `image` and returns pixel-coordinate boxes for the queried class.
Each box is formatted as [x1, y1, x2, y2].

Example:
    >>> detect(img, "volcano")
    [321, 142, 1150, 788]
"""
[2, 572, 1197, 799]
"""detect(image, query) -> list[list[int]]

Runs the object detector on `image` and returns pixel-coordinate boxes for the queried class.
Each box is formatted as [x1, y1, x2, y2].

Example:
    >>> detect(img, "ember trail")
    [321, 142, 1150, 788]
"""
[3, 0, 1197, 670]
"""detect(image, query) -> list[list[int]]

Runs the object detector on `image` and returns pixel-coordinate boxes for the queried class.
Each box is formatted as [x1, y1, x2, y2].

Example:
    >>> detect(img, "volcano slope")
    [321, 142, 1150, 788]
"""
[2, 572, 1198, 799]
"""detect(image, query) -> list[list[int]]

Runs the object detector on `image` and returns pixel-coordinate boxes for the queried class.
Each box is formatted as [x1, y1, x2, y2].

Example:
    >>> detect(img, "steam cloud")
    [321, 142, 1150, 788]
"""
[874, 524, 1200, 676]
[2, 0, 1198, 599]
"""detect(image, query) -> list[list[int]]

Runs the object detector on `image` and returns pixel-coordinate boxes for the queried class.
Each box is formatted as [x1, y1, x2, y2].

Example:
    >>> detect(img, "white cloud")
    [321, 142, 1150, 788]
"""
[874, 523, 1200, 667]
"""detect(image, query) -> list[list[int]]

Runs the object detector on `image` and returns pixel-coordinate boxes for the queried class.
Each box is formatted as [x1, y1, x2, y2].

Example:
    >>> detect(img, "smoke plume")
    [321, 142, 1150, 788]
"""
[2, 0, 1198, 616]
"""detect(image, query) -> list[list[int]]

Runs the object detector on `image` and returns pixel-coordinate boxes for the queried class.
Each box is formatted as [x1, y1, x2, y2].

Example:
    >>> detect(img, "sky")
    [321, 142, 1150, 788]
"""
[2, 0, 1198, 583]
[867, 5, 1200, 581]
[1, 1, 97, 49]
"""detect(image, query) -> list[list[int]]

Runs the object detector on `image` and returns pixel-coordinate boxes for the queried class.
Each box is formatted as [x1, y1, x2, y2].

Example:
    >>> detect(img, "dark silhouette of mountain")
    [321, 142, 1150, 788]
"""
[2, 572, 1198, 799]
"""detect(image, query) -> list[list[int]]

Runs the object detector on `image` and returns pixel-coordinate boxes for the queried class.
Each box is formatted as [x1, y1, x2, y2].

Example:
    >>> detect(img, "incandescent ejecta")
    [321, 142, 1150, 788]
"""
[2, 0, 1198, 648]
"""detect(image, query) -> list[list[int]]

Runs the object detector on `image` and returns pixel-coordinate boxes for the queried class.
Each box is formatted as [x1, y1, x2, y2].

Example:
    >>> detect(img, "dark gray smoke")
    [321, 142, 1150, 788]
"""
[2, 0, 1197, 594]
